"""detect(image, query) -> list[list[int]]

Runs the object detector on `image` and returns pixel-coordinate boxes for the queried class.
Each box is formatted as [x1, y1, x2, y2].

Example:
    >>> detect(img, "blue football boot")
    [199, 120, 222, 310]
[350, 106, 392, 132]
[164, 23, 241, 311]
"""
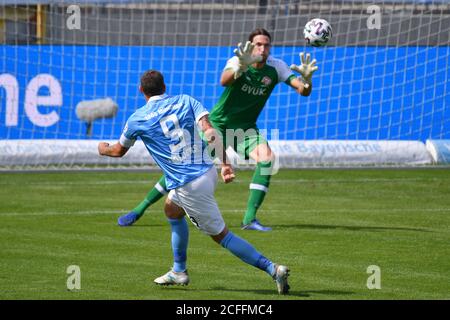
[241, 219, 272, 232]
[118, 211, 140, 226]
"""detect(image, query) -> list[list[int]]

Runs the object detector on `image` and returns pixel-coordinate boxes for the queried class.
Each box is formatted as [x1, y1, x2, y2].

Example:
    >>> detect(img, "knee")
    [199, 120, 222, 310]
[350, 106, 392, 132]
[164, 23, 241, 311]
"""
[258, 152, 275, 163]
[251, 144, 275, 163]
[211, 226, 229, 244]
[164, 199, 185, 219]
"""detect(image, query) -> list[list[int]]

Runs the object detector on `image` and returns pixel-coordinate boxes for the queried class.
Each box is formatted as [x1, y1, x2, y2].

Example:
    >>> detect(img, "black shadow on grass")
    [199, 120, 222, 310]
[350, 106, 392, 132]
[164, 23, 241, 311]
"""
[301, 289, 355, 296]
[211, 287, 309, 297]
[154, 286, 354, 298]
[201, 287, 309, 297]
[124, 224, 166, 228]
[262, 224, 430, 233]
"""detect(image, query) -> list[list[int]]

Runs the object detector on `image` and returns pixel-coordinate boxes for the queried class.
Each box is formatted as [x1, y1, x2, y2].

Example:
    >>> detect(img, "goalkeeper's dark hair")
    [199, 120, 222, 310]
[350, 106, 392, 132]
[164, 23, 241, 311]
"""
[248, 28, 272, 43]
[140, 70, 165, 96]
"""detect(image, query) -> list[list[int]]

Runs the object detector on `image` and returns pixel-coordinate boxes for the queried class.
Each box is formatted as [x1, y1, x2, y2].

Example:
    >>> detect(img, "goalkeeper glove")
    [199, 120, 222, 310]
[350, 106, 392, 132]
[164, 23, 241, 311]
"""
[290, 52, 318, 85]
[230, 41, 263, 79]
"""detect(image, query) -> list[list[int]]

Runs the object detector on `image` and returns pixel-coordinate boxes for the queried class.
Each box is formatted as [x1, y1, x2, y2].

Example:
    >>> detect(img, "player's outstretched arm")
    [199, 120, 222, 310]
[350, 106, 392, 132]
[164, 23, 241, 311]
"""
[198, 115, 235, 184]
[221, 41, 263, 86]
[220, 69, 237, 87]
[289, 77, 312, 97]
[98, 142, 129, 157]
[290, 52, 318, 96]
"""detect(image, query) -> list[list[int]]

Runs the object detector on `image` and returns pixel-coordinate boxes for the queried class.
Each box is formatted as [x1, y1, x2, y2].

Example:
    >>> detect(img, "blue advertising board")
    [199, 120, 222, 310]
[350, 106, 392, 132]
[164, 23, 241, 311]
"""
[1, 45, 449, 141]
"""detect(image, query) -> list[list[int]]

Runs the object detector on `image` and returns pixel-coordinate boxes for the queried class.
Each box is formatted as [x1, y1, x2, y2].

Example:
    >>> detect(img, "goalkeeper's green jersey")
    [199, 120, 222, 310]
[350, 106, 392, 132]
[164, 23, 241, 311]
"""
[209, 55, 296, 131]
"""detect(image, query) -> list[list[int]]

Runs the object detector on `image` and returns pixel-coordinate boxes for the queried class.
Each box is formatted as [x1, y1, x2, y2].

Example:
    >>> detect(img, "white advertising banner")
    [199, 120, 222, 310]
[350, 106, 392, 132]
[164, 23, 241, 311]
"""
[267, 140, 432, 167]
[426, 140, 450, 164]
[0, 140, 154, 167]
[0, 139, 433, 168]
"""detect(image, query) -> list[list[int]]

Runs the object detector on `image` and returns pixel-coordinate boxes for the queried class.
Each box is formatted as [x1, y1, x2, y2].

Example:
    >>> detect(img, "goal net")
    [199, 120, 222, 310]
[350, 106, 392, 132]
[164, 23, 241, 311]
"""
[1, 0, 449, 169]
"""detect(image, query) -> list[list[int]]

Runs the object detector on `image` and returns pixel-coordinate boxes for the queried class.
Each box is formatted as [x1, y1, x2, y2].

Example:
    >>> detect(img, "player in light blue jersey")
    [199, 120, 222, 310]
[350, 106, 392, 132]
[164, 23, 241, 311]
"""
[98, 70, 290, 294]
[120, 91, 212, 190]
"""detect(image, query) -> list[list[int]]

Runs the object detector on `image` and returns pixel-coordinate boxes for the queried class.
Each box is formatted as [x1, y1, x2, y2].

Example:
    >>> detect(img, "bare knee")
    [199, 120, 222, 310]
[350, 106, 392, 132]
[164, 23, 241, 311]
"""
[249, 143, 274, 163]
[211, 226, 229, 244]
[164, 198, 185, 219]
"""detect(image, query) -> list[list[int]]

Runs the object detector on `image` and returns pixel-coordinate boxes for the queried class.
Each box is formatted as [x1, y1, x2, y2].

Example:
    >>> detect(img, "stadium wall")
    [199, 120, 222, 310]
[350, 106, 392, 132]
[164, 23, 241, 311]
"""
[41, 3, 450, 47]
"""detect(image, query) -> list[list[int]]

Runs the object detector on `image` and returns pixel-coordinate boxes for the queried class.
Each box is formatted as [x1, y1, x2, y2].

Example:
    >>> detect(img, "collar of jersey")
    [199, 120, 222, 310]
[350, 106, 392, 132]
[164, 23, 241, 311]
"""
[148, 94, 168, 102]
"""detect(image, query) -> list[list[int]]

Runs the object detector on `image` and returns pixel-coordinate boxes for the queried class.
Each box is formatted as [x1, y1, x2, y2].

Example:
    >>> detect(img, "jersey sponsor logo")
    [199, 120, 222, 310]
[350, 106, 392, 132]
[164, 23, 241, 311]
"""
[241, 84, 267, 96]
[261, 76, 272, 86]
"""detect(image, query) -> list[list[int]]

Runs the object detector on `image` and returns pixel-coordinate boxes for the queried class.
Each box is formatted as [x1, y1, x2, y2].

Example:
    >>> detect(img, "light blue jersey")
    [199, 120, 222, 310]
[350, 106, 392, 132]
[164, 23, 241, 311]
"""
[120, 94, 213, 190]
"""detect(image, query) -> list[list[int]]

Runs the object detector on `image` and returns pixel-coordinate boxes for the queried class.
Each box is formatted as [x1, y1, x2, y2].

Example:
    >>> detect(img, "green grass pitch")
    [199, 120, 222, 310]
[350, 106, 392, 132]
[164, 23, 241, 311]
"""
[0, 168, 449, 300]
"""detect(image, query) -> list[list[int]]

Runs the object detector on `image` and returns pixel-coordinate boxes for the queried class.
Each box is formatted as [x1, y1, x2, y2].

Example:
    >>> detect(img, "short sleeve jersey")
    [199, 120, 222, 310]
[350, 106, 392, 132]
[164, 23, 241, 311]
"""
[209, 56, 296, 131]
[120, 94, 213, 190]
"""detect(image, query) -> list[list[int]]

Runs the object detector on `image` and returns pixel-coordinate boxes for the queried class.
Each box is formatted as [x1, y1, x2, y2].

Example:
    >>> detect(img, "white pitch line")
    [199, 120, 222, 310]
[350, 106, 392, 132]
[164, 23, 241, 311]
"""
[268, 178, 445, 184]
[0, 210, 118, 217]
[0, 177, 444, 186]
[0, 180, 155, 186]
[1, 207, 449, 217]
[221, 208, 450, 213]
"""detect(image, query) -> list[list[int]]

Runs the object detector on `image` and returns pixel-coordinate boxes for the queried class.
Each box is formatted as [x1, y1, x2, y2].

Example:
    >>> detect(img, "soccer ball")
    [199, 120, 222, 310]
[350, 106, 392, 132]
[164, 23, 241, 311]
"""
[304, 18, 332, 47]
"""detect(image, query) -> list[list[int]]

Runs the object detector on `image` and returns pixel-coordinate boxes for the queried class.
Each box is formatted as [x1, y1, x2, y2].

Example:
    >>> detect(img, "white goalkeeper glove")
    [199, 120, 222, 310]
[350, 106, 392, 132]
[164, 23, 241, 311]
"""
[231, 41, 263, 79]
[290, 52, 318, 85]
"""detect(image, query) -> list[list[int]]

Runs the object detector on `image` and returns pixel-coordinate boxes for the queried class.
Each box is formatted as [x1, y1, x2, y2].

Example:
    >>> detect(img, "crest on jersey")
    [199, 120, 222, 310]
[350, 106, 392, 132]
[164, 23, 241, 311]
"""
[261, 76, 272, 86]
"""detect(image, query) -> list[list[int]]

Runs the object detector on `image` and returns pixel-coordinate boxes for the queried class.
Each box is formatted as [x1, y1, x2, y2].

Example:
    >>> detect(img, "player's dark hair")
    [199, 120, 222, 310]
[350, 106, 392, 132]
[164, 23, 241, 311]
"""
[140, 70, 165, 96]
[248, 28, 272, 43]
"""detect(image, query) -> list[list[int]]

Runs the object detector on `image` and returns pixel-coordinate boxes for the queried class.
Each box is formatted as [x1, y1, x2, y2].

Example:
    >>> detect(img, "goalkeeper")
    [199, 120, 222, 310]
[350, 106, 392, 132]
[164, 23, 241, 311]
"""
[118, 28, 318, 231]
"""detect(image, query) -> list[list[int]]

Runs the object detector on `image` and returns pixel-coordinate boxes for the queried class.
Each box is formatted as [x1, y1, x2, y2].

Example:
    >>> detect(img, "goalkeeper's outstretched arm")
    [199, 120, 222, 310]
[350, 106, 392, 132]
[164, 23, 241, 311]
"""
[289, 77, 312, 97]
[220, 68, 237, 87]
[290, 52, 318, 97]
[221, 41, 262, 87]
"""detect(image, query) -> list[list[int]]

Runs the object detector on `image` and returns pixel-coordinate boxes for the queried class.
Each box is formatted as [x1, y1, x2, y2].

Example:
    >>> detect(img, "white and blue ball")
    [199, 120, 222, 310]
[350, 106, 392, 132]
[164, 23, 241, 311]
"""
[304, 18, 332, 47]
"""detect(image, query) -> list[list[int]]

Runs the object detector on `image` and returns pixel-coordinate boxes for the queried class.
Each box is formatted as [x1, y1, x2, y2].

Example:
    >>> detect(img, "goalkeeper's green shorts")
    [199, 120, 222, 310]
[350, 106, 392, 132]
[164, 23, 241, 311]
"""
[201, 126, 268, 160]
